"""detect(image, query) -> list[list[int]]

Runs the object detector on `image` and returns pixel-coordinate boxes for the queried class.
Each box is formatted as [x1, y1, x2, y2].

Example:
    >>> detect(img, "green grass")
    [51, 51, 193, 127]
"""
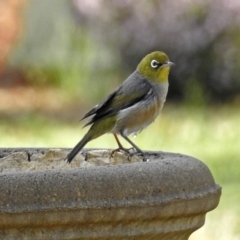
[0, 104, 239, 239]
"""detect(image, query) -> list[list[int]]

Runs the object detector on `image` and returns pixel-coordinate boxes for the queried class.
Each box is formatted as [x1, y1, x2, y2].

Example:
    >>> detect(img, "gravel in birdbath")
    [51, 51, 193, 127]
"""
[0, 149, 143, 173]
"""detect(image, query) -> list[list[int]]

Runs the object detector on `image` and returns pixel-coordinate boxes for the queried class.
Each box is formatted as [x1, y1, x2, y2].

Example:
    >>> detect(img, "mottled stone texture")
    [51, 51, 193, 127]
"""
[0, 148, 221, 240]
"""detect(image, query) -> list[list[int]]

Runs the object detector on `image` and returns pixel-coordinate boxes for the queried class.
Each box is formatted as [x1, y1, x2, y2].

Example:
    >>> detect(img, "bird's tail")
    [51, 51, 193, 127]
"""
[67, 133, 91, 163]
[67, 118, 116, 163]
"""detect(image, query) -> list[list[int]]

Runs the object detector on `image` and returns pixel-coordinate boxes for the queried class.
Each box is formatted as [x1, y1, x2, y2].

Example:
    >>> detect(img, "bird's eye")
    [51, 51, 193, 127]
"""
[151, 60, 159, 69]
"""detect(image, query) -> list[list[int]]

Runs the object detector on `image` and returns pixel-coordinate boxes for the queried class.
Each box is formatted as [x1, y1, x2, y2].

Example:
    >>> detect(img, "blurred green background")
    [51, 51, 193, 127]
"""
[0, 0, 240, 239]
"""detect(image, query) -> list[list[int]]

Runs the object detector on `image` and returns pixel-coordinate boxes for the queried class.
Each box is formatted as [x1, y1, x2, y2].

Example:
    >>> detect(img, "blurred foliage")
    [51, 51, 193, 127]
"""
[72, 0, 240, 103]
[8, 0, 240, 103]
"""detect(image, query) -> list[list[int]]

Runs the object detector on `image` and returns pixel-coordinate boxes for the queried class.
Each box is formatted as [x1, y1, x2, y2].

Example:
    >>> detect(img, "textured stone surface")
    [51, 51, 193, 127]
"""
[0, 148, 142, 173]
[0, 148, 221, 240]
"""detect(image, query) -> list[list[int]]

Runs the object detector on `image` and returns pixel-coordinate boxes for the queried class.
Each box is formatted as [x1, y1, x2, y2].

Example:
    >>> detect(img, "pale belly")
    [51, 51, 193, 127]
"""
[111, 98, 165, 136]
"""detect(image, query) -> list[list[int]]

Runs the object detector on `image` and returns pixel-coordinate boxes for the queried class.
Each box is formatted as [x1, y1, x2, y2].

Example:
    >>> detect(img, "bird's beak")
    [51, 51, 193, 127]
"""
[163, 61, 175, 67]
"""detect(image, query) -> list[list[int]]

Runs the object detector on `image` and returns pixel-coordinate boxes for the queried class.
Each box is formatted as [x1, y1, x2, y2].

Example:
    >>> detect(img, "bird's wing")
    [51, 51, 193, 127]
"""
[80, 90, 117, 120]
[82, 74, 152, 127]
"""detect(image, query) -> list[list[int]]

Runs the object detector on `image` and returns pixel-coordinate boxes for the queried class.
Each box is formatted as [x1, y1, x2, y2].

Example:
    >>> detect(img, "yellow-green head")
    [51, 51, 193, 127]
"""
[137, 51, 174, 83]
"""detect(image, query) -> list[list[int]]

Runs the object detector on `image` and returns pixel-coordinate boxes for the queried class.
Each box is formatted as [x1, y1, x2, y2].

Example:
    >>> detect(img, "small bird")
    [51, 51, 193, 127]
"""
[67, 51, 174, 163]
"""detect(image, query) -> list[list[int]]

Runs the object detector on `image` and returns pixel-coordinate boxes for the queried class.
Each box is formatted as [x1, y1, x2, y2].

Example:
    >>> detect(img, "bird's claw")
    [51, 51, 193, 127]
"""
[110, 148, 148, 162]
[110, 147, 134, 158]
[126, 151, 148, 162]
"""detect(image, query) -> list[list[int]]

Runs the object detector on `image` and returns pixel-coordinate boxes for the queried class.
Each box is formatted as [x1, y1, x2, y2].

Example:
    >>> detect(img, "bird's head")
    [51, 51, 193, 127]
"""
[137, 51, 174, 83]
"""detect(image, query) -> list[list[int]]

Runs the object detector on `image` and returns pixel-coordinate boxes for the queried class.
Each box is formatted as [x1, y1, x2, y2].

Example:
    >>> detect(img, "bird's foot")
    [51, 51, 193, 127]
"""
[110, 148, 149, 162]
[127, 151, 148, 162]
[109, 147, 134, 159]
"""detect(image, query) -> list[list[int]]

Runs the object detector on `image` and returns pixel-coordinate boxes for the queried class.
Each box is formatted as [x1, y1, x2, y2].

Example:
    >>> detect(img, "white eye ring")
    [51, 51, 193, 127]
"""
[151, 60, 159, 68]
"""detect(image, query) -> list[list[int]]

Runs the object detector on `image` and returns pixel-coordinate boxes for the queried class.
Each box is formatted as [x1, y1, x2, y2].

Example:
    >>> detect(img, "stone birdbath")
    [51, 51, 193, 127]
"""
[0, 148, 221, 240]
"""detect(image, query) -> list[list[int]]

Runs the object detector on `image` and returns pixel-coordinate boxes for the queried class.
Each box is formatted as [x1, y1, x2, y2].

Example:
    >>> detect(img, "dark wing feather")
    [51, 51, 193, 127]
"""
[82, 72, 152, 127]
[80, 91, 117, 121]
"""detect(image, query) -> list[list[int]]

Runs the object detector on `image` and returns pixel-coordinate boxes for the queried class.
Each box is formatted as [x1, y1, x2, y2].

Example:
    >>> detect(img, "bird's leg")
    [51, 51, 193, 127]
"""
[120, 134, 143, 154]
[113, 134, 125, 150]
[110, 134, 134, 158]
[120, 134, 147, 162]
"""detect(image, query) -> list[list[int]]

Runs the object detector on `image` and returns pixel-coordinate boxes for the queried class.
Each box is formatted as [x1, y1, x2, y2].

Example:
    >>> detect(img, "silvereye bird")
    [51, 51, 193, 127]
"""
[67, 51, 174, 163]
